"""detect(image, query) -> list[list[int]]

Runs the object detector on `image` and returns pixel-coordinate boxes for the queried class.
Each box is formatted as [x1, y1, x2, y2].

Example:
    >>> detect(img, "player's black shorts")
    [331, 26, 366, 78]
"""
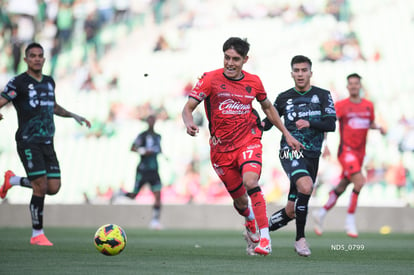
[133, 170, 162, 193]
[17, 141, 61, 181]
[280, 154, 319, 201]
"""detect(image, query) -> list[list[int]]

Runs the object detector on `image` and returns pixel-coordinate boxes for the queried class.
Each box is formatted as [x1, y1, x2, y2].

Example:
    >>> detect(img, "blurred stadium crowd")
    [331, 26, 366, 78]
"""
[0, 0, 414, 207]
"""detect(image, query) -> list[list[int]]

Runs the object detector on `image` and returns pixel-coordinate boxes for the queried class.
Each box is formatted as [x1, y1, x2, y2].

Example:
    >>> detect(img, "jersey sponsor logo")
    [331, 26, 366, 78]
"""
[29, 89, 39, 108]
[28, 86, 54, 108]
[218, 92, 231, 97]
[247, 144, 260, 150]
[218, 98, 250, 115]
[298, 110, 322, 118]
[279, 149, 304, 160]
[348, 117, 370, 129]
[287, 112, 297, 121]
[285, 99, 296, 121]
[220, 84, 226, 89]
[211, 136, 222, 146]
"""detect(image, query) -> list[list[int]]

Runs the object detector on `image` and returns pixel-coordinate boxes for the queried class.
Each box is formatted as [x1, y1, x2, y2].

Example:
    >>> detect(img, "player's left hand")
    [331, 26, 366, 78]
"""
[73, 114, 91, 128]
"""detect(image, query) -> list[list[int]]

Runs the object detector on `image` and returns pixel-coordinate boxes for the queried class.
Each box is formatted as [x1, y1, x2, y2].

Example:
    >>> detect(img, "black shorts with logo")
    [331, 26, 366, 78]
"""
[17, 141, 61, 181]
[279, 150, 319, 201]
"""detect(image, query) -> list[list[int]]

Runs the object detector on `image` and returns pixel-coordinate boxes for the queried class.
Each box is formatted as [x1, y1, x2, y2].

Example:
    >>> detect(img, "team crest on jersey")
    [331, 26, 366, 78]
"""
[311, 95, 320, 104]
[245, 86, 252, 93]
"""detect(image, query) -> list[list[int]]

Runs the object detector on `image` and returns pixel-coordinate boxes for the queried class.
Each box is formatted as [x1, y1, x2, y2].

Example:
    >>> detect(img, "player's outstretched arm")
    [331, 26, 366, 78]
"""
[370, 121, 387, 135]
[54, 103, 91, 128]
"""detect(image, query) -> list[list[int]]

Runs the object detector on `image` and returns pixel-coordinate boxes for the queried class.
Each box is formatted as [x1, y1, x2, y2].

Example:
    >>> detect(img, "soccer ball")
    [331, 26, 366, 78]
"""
[94, 224, 127, 256]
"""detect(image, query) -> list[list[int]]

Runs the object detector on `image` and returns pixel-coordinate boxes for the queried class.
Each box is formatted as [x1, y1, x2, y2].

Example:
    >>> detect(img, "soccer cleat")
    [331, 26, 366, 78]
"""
[0, 170, 15, 199]
[345, 222, 358, 238]
[345, 214, 358, 238]
[254, 237, 272, 256]
[244, 219, 260, 243]
[295, 238, 311, 257]
[30, 234, 53, 246]
[243, 231, 257, 256]
[312, 210, 324, 236]
[149, 219, 163, 230]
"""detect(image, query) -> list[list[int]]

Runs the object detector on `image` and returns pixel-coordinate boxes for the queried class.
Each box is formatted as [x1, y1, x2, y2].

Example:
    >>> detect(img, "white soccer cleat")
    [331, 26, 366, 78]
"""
[149, 219, 163, 230]
[254, 237, 272, 256]
[294, 237, 311, 257]
[312, 210, 324, 236]
[244, 219, 260, 243]
[243, 231, 257, 256]
[345, 215, 358, 238]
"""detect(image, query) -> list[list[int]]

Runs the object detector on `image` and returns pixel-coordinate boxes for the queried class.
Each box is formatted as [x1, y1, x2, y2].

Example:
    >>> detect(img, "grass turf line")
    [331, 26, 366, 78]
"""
[0, 228, 413, 275]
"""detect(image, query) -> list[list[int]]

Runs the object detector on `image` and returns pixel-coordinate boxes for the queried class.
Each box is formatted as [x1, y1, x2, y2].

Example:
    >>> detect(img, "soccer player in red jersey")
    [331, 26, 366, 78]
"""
[313, 73, 386, 238]
[182, 37, 302, 256]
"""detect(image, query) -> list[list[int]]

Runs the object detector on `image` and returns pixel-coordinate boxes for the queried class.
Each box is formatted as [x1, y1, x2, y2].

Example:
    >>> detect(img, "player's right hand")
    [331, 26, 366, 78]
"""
[186, 123, 199, 136]
[286, 134, 304, 151]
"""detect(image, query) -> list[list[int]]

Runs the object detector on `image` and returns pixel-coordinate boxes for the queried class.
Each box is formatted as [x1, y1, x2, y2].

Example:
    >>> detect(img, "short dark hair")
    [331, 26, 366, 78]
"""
[25, 42, 44, 56]
[347, 73, 362, 80]
[291, 55, 312, 69]
[223, 37, 250, 57]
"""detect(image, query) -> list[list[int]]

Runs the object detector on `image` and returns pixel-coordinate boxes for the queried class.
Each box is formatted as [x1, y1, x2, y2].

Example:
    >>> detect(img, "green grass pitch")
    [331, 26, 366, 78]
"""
[0, 228, 413, 274]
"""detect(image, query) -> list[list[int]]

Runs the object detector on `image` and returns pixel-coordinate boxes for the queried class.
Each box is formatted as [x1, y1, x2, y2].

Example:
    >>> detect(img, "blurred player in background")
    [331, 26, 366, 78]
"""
[313, 73, 386, 238]
[182, 37, 302, 256]
[0, 42, 91, 246]
[113, 114, 163, 230]
[263, 55, 337, 256]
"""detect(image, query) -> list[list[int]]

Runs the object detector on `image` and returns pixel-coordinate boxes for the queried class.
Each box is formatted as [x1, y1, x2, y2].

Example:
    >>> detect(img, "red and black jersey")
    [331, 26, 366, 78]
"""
[336, 98, 375, 155]
[189, 68, 266, 152]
